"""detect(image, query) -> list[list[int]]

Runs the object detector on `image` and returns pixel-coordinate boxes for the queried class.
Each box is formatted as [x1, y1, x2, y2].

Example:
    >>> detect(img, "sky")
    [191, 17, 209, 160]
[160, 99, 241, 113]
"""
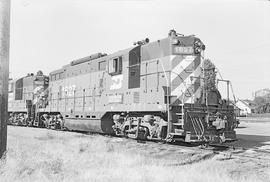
[10, 0, 270, 99]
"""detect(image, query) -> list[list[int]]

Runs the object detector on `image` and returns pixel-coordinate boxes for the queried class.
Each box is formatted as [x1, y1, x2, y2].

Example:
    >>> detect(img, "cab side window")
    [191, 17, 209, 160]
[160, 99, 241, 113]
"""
[109, 56, 122, 75]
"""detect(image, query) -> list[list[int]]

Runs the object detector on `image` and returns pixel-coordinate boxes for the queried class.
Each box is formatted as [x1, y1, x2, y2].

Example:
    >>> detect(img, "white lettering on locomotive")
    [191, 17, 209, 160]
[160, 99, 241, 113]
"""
[110, 74, 123, 90]
[174, 46, 194, 54]
[108, 94, 123, 103]
[63, 85, 76, 97]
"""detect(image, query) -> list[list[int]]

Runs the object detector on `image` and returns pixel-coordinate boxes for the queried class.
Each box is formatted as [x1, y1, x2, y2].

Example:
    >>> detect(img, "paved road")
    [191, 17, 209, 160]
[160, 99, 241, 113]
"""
[234, 120, 270, 149]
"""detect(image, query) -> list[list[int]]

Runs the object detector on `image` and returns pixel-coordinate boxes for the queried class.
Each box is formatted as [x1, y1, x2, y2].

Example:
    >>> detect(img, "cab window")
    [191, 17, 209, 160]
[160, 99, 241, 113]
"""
[109, 56, 122, 75]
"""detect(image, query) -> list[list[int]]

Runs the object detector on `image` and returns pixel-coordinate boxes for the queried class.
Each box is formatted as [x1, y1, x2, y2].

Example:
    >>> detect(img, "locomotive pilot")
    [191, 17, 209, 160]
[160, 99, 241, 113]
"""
[212, 112, 227, 142]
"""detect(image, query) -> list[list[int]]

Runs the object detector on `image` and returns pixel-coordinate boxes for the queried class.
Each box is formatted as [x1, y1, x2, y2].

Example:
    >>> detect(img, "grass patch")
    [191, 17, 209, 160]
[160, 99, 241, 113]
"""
[0, 126, 269, 182]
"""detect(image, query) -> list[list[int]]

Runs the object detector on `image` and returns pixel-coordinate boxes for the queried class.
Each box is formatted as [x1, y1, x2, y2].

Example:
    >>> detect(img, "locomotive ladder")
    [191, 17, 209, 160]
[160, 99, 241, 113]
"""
[170, 81, 193, 134]
[170, 103, 185, 139]
[170, 84, 194, 136]
[31, 104, 40, 127]
[174, 103, 184, 126]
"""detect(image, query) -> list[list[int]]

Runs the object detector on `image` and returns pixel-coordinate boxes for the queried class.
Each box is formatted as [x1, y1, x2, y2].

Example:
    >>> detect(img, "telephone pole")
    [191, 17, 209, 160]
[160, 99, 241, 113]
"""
[0, 0, 10, 158]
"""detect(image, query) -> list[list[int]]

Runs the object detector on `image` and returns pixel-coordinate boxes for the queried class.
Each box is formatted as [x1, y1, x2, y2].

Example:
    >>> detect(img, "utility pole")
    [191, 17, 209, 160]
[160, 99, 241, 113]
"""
[0, 0, 10, 158]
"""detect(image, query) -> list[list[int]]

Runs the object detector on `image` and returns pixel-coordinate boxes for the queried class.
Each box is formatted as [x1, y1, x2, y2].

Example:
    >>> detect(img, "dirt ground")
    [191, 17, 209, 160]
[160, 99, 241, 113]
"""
[0, 119, 269, 182]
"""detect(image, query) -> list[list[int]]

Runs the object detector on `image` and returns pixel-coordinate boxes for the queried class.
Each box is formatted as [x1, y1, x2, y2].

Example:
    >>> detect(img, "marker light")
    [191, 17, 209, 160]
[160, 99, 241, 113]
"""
[171, 39, 180, 45]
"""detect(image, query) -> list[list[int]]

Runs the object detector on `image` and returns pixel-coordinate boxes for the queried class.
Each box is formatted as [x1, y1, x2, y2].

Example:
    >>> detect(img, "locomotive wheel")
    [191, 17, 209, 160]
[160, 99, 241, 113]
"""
[27, 120, 33, 127]
[135, 127, 149, 140]
[122, 126, 130, 137]
[40, 115, 49, 128]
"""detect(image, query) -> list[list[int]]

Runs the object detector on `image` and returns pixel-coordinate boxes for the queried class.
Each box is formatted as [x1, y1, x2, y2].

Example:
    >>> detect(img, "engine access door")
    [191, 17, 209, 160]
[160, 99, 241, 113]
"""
[128, 46, 141, 89]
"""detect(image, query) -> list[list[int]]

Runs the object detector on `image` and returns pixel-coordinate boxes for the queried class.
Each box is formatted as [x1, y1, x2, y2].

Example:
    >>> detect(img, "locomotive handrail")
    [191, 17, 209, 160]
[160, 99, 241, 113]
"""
[185, 106, 234, 112]
[140, 70, 170, 77]
[190, 116, 199, 136]
[195, 117, 204, 135]
[127, 63, 141, 68]
[189, 116, 204, 140]
[159, 58, 171, 137]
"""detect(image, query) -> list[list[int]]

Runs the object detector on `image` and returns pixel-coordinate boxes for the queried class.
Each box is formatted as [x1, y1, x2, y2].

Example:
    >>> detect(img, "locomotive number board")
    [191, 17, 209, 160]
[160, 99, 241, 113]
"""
[174, 46, 194, 54]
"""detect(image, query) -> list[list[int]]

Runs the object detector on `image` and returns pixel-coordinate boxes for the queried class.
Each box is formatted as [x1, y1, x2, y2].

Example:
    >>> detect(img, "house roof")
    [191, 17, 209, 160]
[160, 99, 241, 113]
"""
[237, 99, 256, 109]
[228, 100, 241, 109]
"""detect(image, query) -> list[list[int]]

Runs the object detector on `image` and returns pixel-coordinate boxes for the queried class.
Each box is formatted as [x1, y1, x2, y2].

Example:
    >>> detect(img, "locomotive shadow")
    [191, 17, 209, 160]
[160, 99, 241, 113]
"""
[233, 134, 270, 149]
[235, 126, 247, 129]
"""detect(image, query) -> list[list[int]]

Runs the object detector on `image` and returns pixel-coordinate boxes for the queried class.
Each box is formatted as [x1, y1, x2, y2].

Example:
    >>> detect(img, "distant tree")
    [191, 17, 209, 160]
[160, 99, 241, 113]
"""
[197, 59, 221, 105]
[202, 59, 217, 91]
[253, 93, 270, 113]
[254, 96, 267, 105]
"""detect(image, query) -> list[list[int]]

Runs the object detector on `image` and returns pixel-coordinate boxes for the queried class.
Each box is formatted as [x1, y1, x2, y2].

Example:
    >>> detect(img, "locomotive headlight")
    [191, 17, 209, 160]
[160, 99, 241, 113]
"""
[195, 47, 201, 54]
[194, 40, 201, 47]
[194, 40, 205, 54]
[171, 39, 180, 45]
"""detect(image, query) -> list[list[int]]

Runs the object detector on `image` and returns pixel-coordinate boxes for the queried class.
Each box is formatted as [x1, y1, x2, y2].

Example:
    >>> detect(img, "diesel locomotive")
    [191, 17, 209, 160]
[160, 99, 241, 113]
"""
[8, 30, 237, 144]
[8, 71, 49, 126]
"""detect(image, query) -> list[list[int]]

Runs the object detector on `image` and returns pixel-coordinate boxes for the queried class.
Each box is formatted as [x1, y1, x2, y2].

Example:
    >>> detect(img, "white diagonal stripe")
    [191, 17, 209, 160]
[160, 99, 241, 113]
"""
[171, 64, 202, 97]
[170, 55, 196, 81]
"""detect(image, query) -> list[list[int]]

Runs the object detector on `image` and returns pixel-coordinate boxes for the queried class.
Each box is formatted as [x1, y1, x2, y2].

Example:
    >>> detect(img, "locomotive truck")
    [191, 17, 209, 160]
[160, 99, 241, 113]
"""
[8, 30, 237, 144]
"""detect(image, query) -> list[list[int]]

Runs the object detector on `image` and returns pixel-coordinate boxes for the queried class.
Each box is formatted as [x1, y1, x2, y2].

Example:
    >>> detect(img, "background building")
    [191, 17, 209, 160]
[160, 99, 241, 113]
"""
[235, 99, 256, 116]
